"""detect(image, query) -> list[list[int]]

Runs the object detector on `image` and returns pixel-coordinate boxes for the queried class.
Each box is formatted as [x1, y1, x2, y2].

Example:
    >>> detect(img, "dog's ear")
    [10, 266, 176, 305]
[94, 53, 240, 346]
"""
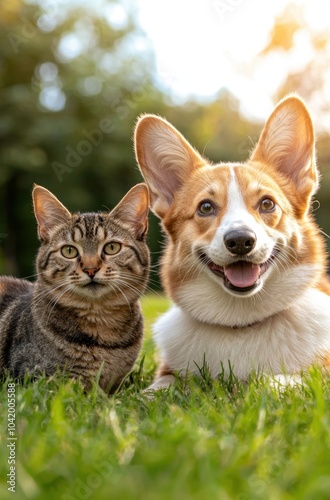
[134, 115, 204, 218]
[251, 95, 317, 210]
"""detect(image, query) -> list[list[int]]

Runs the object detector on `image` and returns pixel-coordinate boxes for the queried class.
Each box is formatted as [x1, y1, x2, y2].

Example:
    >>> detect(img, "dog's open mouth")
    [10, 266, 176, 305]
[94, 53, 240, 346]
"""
[200, 252, 278, 293]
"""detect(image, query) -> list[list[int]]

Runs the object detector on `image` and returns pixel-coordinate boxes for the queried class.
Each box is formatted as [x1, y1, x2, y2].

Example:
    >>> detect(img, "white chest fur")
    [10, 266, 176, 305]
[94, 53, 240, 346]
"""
[153, 288, 330, 379]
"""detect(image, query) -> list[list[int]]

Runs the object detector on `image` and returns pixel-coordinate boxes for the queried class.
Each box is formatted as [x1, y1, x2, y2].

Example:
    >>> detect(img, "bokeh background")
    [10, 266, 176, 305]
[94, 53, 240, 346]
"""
[1, 0, 330, 282]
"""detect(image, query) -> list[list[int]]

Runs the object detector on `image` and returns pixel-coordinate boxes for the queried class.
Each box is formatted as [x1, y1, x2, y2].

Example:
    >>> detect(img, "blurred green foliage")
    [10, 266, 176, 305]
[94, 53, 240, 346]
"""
[0, 0, 329, 283]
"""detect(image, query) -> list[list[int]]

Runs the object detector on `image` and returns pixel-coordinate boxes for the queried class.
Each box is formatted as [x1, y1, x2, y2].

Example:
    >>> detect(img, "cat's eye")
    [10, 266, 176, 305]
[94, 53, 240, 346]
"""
[259, 198, 276, 213]
[197, 200, 216, 216]
[61, 245, 79, 259]
[104, 242, 122, 255]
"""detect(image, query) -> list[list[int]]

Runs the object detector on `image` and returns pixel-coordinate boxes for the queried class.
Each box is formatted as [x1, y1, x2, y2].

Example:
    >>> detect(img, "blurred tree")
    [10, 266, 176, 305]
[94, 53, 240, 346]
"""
[257, 3, 330, 255]
[260, 4, 303, 53]
[0, 0, 166, 277]
[0, 0, 265, 283]
[165, 91, 261, 164]
[2, 0, 328, 284]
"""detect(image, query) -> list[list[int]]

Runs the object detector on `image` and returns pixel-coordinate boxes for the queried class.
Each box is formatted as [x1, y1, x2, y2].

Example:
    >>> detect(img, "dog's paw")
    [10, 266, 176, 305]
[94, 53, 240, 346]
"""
[269, 374, 303, 391]
[142, 375, 176, 400]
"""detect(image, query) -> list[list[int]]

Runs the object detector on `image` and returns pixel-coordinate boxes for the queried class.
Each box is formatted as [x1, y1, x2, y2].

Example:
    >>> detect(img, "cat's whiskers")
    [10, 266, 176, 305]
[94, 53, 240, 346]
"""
[108, 281, 132, 310]
[31, 280, 74, 320]
[116, 271, 159, 292]
[20, 273, 40, 280]
[45, 285, 75, 325]
[113, 272, 157, 297]
[114, 278, 144, 298]
[101, 268, 147, 292]
[22, 278, 71, 316]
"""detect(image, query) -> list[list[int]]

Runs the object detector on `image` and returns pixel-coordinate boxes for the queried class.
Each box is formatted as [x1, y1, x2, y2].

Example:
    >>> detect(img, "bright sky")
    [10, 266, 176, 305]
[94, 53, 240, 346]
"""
[134, 0, 330, 122]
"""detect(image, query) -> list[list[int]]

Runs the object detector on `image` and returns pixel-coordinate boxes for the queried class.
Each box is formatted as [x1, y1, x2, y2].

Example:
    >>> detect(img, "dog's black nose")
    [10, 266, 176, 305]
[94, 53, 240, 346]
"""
[224, 229, 256, 255]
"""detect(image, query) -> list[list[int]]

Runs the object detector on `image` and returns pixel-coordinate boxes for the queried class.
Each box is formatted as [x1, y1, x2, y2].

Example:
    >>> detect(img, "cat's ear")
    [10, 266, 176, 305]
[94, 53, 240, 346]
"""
[134, 114, 204, 218]
[33, 185, 71, 242]
[111, 183, 149, 240]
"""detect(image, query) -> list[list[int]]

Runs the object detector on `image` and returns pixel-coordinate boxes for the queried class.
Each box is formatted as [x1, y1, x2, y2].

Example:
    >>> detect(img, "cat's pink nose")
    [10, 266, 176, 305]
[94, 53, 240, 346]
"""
[83, 267, 100, 278]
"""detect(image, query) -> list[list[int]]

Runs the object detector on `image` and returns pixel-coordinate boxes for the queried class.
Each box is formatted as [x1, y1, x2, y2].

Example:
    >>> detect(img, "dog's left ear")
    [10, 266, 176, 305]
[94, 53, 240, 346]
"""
[251, 95, 317, 211]
[135, 115, 204, 218]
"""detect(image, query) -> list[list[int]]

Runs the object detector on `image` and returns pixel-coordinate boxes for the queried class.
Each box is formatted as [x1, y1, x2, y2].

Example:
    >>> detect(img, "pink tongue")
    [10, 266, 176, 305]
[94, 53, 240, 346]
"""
[224, 261, 260, 288]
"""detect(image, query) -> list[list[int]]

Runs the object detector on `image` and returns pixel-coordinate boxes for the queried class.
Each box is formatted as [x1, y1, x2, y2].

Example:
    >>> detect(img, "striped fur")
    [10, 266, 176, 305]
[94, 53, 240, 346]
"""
[0, 184, 149, 393]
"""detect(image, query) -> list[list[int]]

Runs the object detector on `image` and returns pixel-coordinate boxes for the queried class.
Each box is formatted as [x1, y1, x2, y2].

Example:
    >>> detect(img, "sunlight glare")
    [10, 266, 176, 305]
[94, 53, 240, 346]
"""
[137, 0, 330, 120]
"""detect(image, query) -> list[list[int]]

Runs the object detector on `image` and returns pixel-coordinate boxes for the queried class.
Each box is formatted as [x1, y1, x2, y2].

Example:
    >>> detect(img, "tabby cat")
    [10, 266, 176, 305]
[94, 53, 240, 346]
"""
[0, 184, 150, 393]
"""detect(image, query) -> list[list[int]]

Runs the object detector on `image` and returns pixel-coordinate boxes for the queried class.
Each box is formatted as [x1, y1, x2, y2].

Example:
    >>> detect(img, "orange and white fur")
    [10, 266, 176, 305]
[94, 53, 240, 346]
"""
[135, 95, 330, 390]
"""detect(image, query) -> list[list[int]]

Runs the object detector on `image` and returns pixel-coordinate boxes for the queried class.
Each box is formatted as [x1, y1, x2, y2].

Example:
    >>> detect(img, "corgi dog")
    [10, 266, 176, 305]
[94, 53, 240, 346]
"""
[135, 95, 330, 390]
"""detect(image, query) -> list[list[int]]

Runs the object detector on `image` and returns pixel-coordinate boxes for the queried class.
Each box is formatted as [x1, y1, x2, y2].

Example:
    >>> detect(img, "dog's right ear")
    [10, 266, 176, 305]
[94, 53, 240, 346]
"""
[134, 115, 204, 218]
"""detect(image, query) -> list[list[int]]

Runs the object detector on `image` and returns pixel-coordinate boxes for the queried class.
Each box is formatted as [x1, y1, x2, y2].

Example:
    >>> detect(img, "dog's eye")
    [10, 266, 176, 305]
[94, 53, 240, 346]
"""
[260, 198, 276, 212]
[197, 200, 216, 216]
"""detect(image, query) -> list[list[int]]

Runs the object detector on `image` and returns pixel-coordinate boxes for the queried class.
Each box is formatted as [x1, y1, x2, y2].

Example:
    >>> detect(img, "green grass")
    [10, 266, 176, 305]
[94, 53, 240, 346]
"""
[1, 294, 330, 500]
